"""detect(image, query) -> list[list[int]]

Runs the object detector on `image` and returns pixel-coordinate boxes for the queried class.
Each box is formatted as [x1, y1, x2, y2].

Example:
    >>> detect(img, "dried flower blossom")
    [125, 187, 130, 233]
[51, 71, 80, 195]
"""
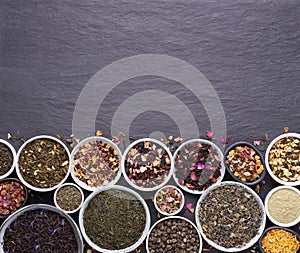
[206, 131, 213, 139]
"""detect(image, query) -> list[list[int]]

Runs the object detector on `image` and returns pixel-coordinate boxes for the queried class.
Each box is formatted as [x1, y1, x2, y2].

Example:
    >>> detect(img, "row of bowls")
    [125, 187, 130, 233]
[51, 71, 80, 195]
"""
[1, 132, 299, 194]
[0, 183, 298, 253]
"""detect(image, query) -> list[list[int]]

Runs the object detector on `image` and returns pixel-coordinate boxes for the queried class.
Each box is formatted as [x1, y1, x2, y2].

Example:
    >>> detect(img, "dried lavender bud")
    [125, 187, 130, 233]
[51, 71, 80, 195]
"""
[148, 217, 201, 253]
[198, 184, 264, 249]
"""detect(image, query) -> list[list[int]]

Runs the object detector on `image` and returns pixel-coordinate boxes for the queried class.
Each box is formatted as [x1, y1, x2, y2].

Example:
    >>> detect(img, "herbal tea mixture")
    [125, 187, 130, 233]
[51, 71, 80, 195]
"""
[226, 144, 264, 182]
[268, 136, 300, 182]
[0, 180, 26, 216]
[174, 141, 222, 192]
[73, 139, 120, 187]
[18, 139, 69, 188]
[124, 140, 171, 188]
[3, 209, 79, 253]
[198, 184, 263, 248]
[83, 189, 146, 250]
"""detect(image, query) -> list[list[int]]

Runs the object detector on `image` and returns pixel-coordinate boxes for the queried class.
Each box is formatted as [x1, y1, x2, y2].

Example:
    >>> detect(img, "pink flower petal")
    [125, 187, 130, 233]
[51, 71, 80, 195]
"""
[161, 205, 167, 211]
[191, 172, 197, 181]
[166, 197, 173, 203]
[169, 187, 175, 194]
[186, 203, 193, 210]
[197, 163, 205, 170]
[253, 140, 262, 146]
[220, 137, 226, 143]
[179, 179, 184, 185]
[227, 137, 232, 143]
[206, 131, 213, 139]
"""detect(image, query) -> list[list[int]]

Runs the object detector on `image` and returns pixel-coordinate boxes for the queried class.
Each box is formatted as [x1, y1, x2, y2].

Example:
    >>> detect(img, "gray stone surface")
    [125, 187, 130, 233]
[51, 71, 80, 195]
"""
[1, 1, 300, 252]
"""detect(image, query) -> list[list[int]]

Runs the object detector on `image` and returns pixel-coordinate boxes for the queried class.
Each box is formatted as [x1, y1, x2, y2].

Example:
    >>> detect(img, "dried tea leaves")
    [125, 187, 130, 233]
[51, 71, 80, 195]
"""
[56, 185, 82, 212]
[124, 140, 171, 188]
[83, 189, 146, 250]
[73, 140, 120, 187]
[3, 209, 79, 253]
[19, 139, 69, 188]
[174, 141, 222, 191]
[226, 145, 264, 182]
[0, 143, 13, 176]
[148, 218, 201, 253]
[268, 136, 300, 182]
[198, 184, 263, 248]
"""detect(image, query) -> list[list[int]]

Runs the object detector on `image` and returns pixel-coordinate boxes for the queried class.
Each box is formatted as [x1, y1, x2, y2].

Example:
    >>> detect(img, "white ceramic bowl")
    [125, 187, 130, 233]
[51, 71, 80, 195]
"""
[154, 185, 185, 216]
[122, 138, 174, 192]
[265, 133, 300, 186]
[79, 185, 151, 253]
[195, 181, 266, 252]
[0, 139, 16, 180]
[70, 136, 122, 191]
[146, 216, 202, 253]
[264, 185, 300, 227]
[54, 183, 84, 214]
[173, 139, 225, 194]
[0, 204, 84, 253]
[16, 135, 71, 192]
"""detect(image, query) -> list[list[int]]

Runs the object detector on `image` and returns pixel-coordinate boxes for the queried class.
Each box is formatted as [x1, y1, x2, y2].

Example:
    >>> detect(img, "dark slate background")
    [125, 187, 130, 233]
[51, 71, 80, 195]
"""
[1, 0, 300, 253]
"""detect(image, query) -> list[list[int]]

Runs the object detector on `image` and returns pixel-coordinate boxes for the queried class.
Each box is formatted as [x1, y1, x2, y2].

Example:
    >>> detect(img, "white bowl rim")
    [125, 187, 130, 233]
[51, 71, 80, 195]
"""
[0, 203, 84, 253]
[79, 185, 151, 253]
[0, 139, 16, 180]
[16, 135, 71, 192]
[70, 136, 123, 192]
[264, 132, 300, 186]
[121, 138, 174, 192]
[195, 181, 266, 252]
[54, 182, 85, 214]
[153, 184, 185, 216]
[172, 138, 225, 194]
[264, 185, 300, 227]
[145, 215, 203, 253]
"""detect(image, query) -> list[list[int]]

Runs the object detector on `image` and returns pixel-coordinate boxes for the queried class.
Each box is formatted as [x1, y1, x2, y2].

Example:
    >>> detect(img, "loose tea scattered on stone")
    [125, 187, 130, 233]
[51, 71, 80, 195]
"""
[174, 141, 222, 191]
[226, 144, 264, 182]
[56, 185, 82, 212]
[261, 228, 300, 253]
[198, 184, 263, 248]
[124, 140, 171, 188]
[268, 136, 300, 182]
[0, 180, 26, 216]
[18, 138, 69, 188]
[3, 208, 79, 252]
[73, 139, 120, 187]
[148, 218, 201, 253]
[83, 189, 146, 250]
[0, 143, 13, 176]
[267, 188, 300, 224]
[155, 186, 183, 215]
